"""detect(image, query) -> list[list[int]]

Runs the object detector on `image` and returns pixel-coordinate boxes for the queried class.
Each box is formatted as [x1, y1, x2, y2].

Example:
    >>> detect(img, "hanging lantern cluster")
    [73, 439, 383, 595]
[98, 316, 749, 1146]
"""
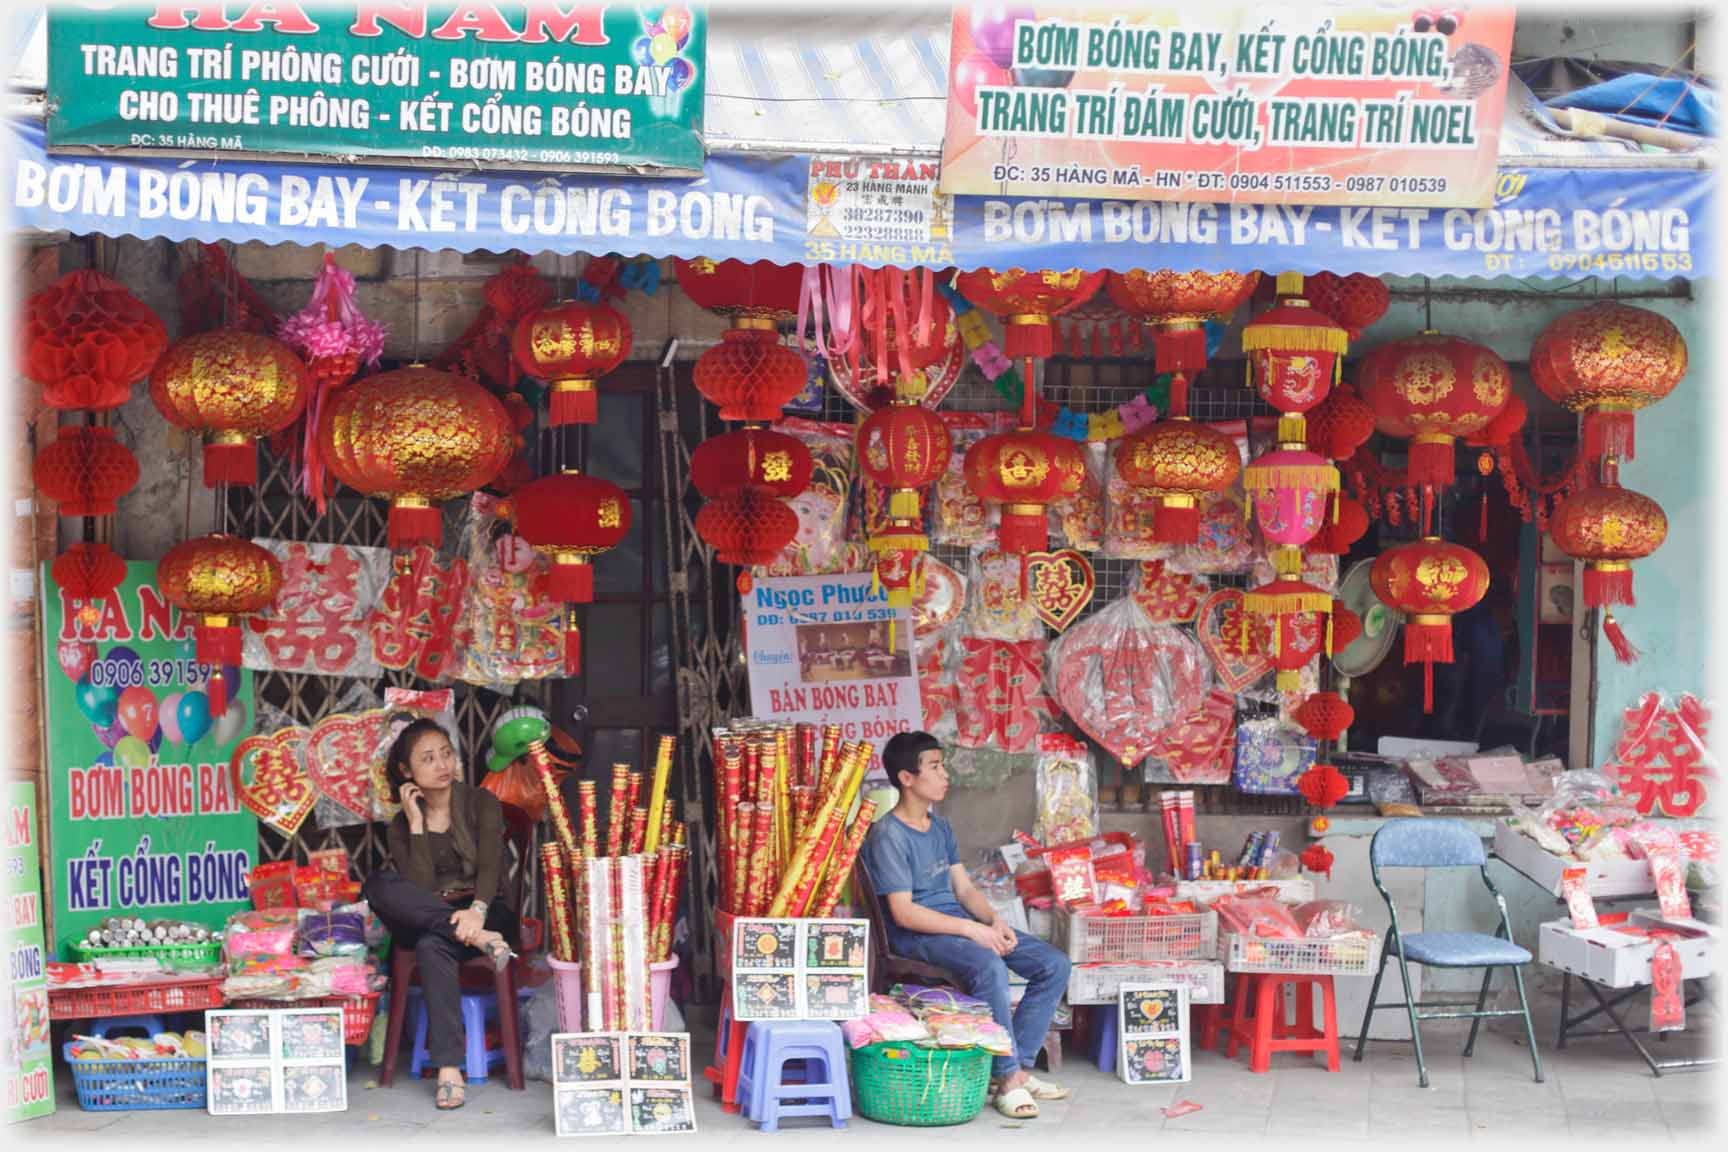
[33, 427, 139, 518]
[317, 365, 515, 551]
[157, 534, 282, 716]
[1105, 269, 1260, 408]
[1242, 273, 1350, 444]
[150, 329, 312, 487]
[690, 427, 811, 572]
[1548, 470, 1667, 664]
[964, 429, 1088, 555]
[1304, 384, 1377, 462]
[1370, 537, 1490, 711]
[1357, 332, 1510, 494]
[1294, 690, 1356, 809]
[1115, 419, 1242, 544]
[854, 376, 952, 604]
[1530, 302, 1686, 464]
[692, 327, 807, 422]
[1301, 272, 1390, 341]
[510, 471, 632, 675]
[954, 267, 1104, 360]
[511, 301, 632, 426]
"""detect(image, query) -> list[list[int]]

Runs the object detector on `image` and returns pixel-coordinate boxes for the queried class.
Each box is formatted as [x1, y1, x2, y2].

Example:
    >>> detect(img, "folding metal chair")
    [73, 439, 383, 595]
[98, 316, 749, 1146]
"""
[1352, 818, 1544, 1088]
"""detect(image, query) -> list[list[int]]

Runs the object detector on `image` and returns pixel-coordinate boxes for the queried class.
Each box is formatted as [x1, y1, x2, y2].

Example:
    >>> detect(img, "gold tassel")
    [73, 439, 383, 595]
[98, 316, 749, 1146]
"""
[888, 489, 920, 519]
[1245, 589, 1335, 615]
[1276, 271, 1305, 296]
[1277, 668, 1301, 692]
[1240, 325, 1350, 355]
[1277, 413, 1307, 445]
[1326, 610, 1335, 657]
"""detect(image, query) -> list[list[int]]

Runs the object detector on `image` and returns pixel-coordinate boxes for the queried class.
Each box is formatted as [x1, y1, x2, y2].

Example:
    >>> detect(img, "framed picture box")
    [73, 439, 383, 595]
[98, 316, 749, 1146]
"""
[1118, 985, 1191, 1085]
[551, 1032, 696, 1137]
[206, 1008, 347, 1115]
[731, 918, 869, 1021]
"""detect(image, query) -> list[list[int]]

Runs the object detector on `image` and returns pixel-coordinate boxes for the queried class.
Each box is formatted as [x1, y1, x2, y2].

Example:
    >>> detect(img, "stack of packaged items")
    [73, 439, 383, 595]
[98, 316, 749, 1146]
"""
[219, 905, 385, 1001]
[1404, 749, 1564, 811]
[838, 985, 1013, 1057]
[247, 848, 364, 911]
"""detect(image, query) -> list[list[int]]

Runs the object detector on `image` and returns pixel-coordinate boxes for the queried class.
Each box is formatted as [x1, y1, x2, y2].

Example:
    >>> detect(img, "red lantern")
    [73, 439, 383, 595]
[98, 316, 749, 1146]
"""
[22, 271, 166, 412]
[1309, 495, 1368, 555]
[510, 472, 632, 675]
[692, 328, 807, 422]
[1243, 447, 1339, 576]
[1115, 420, 1242, 544]
[954, 267, 1105, 360]
[1530, 302, 1686, 463]
[150, 329, 312, 487]
[157, 534, 283, 714]
[1300, 842, 1335, 878]
[1244, 578, 1335, 692]
[33, 426, 139, 516]
[52, 543, 127, 629]
[1358, 333, 1510, 490]
[1304, 385, 1377, 461]
[318, 366, 515, 550]
[857, 402, 952, 525]
[1242, 276, 1349, 442]
[1295, 691, 1355, 743]
[964, 430, 1088, 554]
[1549, 480, 1666, 607]
[1303, 272, 1390, 340]
[1370, 537, 1490, 711]
[1298, 763, 1350, 809]
[1329, 603, 1363, 653]
[673, 258, 805, 325]
[1105, 269, 1260, 380]
[696, 487, 800, 566]
[690, 428, 813, 499]
[511, 302, 632, 426]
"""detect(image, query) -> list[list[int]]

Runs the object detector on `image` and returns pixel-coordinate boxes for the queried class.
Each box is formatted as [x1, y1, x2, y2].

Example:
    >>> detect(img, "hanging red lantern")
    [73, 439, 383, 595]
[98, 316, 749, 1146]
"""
[511, 301, 632, 426]
[318, 366, 515, 550]
[1298, 763, 1351, 809]
[1115, 420, 1242, 544]
[1329, 603, 1363, 653]
[964, 429, 1088, 554]
[1244, 446, 1339, 576]
[1303, 272, 1390, 340]
[150, 329, 311, 487]
[157, 534, 282, 715]
[1304, 384, 1377, 461]
[1300, 842, 1335, 878]
[696, 487, 800, 566]
[33, 426, 139, 516]
[1295, 691, 1356, 743]
[22, 271, 167, 412]
[1309, 495, 1369, 555]
[1244, 578, 1335, 692]
[1357, 332, 1510, 490]
[954, 267, 1105, 360]
[856, 396, 951, 545]
[673, 258, 805, 326]
[692, 328, 807, 422]
[509, 471, 632, 675]
[1104, 269, 1260, 379]
[1242, 274, 1350, 442]
[690, 428, 813, 499]
[51, 543, 128, 629]
[1370, 537, 1490, 712]
[1550, 480, 1667, 608]
[1530, 302, 1686, 463]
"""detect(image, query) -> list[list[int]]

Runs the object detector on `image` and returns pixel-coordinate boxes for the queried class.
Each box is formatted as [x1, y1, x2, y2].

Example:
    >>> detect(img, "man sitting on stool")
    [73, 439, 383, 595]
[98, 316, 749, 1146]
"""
[860, 731, 1071, 1121]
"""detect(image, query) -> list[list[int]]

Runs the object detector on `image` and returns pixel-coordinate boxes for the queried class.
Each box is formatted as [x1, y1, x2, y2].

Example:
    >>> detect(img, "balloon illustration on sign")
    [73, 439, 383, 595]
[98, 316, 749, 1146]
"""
[971, 4, 1035, 69]
[93, 717, 125, 750]
[59, 639, 97, 682]
[106, 644, 142, 683]
[114, 735, 152, 769]
[214, 698, 250, 747]
[118, 685, 159, 744]
[76, 676, 119, 727]
[953, 55, 1013, 119]
[158, 690, 185, 744]
[178, 690, 213, 746]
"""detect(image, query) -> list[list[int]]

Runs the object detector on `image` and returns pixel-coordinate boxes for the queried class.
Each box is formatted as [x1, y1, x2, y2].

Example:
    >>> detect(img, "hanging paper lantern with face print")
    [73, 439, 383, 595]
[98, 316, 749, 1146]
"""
[1370, 537, 1490, 712]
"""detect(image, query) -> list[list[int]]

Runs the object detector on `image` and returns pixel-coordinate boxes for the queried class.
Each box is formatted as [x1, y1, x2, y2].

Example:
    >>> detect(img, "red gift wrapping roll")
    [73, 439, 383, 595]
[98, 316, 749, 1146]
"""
[744, 802, 776, 915]
[731, 800, 755, 916]
[530, 742, 580, 860]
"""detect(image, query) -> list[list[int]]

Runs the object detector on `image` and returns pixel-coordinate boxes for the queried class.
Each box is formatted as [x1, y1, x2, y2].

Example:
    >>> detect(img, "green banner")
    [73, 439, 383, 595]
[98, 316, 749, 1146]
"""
[46, 4, 706, 173]
[40, 561, 258, 960]
[5, 783, 54, 1123]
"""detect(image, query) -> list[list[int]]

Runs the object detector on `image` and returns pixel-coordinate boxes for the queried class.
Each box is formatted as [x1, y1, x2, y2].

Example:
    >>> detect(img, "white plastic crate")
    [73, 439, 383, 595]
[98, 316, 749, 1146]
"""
[1175, 877, 1315, 906]
[1220, 931, 1381, 976]
[1053, 906, 1217, 964]
[1067, 960, 1224, 1005]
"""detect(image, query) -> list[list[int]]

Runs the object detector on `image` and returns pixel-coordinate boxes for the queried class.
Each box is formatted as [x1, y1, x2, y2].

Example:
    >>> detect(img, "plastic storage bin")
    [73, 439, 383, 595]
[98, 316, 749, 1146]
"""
[1053, 906, 1217, 964]
[850, 1042, 989, 1127]
[63, 1041, 207, 1111]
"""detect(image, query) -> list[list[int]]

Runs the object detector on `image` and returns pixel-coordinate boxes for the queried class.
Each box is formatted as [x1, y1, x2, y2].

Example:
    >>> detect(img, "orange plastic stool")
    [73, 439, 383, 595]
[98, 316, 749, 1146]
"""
[701, 984, 751, 1113]
[1225, 972, 1341, 1073]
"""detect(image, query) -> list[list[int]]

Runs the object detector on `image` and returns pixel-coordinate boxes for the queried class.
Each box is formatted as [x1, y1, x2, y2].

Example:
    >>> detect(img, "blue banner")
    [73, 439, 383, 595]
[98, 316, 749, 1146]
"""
[8, 119, 1711, 280]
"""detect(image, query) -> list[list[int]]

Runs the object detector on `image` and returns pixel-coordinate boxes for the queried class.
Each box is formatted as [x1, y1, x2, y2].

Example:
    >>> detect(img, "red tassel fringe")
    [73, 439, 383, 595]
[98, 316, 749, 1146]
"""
[1006, 322, 1054, 361]
[1406, 439, 1455, 489]
[997, 508, 1047, 555]
[550, 386, 598, 426]
[1603, 612, 1640, 664]
[1153, 327, 1208, 376]
[1154, 501, 1200, 544]
[548, 562, 595, 603]
[1405, 620, 1453, 714]
[1583, 410, 1635, 462]
[204, 441, 257, 487]
[208, 669, 228, 719]
[1583, 564, 1635, 608]
[388, 503, 444, 551]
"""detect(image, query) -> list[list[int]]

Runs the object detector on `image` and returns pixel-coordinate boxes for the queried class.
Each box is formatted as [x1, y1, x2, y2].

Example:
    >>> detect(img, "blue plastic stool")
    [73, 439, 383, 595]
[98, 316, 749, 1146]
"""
[735, 1020, 850, 1132]
[1091, 1005, 1118, 1074]
[88, 1014, 166, 1040]
[406, 988, 531, 1083]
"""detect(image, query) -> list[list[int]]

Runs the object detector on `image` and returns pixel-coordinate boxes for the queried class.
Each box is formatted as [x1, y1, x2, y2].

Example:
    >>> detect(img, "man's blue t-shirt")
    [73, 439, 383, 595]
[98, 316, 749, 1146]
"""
[862, 811, 966, 949]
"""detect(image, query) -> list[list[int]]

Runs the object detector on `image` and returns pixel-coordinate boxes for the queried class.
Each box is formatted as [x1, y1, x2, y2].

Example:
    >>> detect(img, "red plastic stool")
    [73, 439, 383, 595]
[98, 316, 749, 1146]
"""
[701, 984, 751, 1113]
[1225, 972, 1341, 1073]
[1194, 1001, 1227, 1053]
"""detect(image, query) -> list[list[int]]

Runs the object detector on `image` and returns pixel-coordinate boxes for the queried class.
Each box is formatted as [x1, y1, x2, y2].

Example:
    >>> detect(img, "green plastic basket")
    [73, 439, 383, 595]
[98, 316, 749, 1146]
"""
[850, 1043, 991, 1127]
[71, 939, 223, 969]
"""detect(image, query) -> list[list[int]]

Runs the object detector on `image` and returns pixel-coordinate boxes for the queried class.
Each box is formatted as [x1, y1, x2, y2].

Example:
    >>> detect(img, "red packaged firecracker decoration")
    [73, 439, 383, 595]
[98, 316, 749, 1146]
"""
[1115, 420, 1242, 544]
[964, 429, 1088, 554]
[318, 366, 515, 550]
[696, 487, 800, 566]
[1530, 301, 1687, 463]
[21, 271, 167, 412]
[52, 543, 127, 628]
[1302, 272, 1390, 341]
[1548, 478, 1667, 664]
[692, 327, 807, 422]
[150, 329, 312, 487]
[509, 471, 632, 675]
[1242, 274, 1350, 443]
[1309, 495, 1369, 555]
[1104, 269, 1260, 380]
[1243, 578, 1335, 692]
[1295, 691, 1355, 743]
[1304, 384, 1377, 462]
[157, 534, 283, 715]
[1243, 446, 1339, 576]
[690, 428, 813, 499]
[511, 301, 632, 426]
[674, 258, 805, 326]
[954, 267, 1105, 360]
[32, 426, 139, 516]
[1358, 332, 1510, 490]
[1298, 763, 1350, 809]
[1370, 537, 1490, 711]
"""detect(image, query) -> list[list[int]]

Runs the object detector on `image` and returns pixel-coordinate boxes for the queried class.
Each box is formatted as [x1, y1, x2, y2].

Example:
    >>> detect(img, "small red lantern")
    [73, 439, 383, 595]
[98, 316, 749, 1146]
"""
[1244, 578, 1336, 691]
[1105, 269, 1260, 378]
[1309, 495, 1369, 556]
[1370, 537, 1490, 711]
[954, 267, 1105, 360]
[857, 397, 951, 556]
[511, 301, 632, 426]
[1242, 275, 1350, 443]
[1115, 420, 1242, 544]
[1550, 480, 1667, 608]
[1304, 384, 1377, 461]
[696, 487, 800, 566]
[33, 426, 139, 516]
[1530, 302, 1686, 463]
[692, 328, 808, 422]
[690, 428, 813, 499]
[510, 471, 632, 675]
[1303, 272, 1390, 340]
[674, 258, 805, 326]
[150, 329, 312, 487]
[1298, 763, 1350, 809]
[22, 271, 167, 412]
[52, 543, 128, 629]
[1358, 332, 1510, 490]
[157, 534, 283, 714]
[1300, 842, 1335, 878]
[964, 429, 1088, 554]
[1295, 691, 1356, 743]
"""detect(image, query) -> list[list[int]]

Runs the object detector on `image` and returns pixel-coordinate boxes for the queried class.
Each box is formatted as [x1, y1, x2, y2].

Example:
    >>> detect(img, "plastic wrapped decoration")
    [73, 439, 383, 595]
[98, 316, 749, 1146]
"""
[1054, 441, 1106, 552]
[932, 413, 1002, 547]
[765, 417, 858, 576]
[1602, 692, 1712, 818]
[1035, 735, 1098, 847]
[1231, 718, 1318, 796]
[1103, 437, 1176, 561]
[964, 549, 1042, 641]
[954, 637, 1059, 753]
[451, 495, 565, 688]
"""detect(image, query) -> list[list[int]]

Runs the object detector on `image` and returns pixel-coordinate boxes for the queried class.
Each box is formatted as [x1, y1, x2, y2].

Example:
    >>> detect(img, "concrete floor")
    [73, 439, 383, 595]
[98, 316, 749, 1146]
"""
[22, 1004, 1721, 1146]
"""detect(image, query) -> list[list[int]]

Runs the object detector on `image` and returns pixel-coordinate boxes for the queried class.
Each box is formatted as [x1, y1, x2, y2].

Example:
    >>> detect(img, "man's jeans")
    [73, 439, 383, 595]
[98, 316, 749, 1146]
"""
[898, 929, 1072, 1079]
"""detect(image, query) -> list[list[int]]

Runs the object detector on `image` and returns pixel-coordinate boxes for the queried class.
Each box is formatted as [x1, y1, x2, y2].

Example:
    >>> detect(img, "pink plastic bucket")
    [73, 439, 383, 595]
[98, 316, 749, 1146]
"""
[547, 955, 679, 1032]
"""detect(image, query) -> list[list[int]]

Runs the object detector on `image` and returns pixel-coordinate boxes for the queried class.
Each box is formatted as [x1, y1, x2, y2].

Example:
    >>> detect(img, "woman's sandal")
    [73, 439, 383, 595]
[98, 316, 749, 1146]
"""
[435, 1078, 466, 1110]
[993, 1085, 1039, 1119]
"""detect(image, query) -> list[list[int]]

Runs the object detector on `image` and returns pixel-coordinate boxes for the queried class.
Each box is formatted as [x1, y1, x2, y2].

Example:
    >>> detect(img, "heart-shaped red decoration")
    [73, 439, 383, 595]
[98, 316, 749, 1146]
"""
[1196, 589, 1271, 693]
[1026, 549, 1095, 632]
[232, 727, 314, 836]
[1132, 560, 1207, 624]
[1150, 689, 1238, 783]
[1051, 599, 1209, 765]
[307, 710, 390, 822]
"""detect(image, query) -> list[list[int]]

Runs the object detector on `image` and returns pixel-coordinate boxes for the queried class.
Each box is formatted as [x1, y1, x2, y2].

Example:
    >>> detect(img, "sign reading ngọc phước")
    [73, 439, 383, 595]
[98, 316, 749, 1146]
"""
[46, 4, 707, 174]
[940, 4, 1516, 208]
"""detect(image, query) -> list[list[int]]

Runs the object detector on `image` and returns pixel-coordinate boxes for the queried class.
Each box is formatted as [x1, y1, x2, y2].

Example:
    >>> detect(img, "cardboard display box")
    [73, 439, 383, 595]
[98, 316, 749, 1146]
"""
[1492, 821, 1654, 898]
[1538, 918, 1715, 989]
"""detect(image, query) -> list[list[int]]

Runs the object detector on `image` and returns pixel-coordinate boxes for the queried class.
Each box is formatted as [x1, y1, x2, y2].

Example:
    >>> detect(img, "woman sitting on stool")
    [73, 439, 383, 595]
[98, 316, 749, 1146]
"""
[363, 717, 517, 1111]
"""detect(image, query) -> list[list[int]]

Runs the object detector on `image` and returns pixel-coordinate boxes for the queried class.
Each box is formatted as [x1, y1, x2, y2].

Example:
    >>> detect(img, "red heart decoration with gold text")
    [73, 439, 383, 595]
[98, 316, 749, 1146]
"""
[1197, 588, 1271, 693]
[307, 710, 391, 822]
[232, 727, 314, 836]
[1025, 550, 1095, 632]
[1132, 561, 1207, 624]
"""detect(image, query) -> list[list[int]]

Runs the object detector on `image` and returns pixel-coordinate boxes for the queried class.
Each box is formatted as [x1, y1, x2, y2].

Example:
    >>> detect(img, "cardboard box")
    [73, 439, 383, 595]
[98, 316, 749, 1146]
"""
[1538, 918, 1715, 989]
[1492, 821, 1653, 898]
